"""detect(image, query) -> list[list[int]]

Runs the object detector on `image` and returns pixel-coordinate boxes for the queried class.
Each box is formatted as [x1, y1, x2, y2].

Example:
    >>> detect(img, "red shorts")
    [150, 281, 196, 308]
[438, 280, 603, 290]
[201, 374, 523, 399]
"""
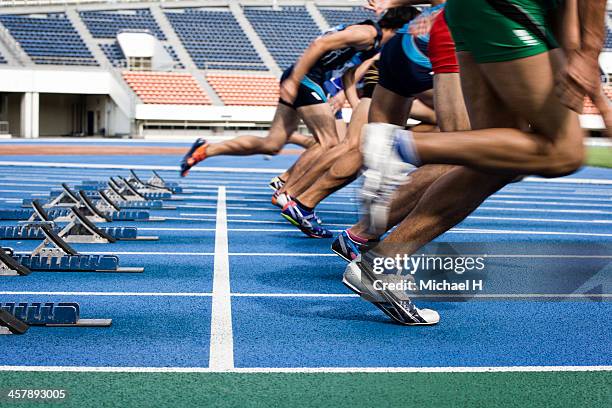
[429, 10, 459, 74]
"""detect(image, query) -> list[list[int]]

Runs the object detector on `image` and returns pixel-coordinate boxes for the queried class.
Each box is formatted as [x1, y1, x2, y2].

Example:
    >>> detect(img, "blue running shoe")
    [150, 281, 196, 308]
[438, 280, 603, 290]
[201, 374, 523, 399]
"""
[180, 138, 208, 177]
[281, 201, 332, 239]
[331, 230, 378, 262]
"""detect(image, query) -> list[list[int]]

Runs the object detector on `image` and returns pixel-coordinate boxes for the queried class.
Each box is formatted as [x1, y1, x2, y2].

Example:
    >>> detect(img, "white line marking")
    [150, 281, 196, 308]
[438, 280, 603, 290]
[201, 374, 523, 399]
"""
[73, 251, 612, 258]
[0, 365, 609, 373]
[209, 186, 234, 370]
[0, 161, 286, 174]
[0, 291, 213, 297]
[468, 216, 612, 224]
[0, 291, 608, 298]
[1, 161, 610, 184]
[524, 176, 612, 185]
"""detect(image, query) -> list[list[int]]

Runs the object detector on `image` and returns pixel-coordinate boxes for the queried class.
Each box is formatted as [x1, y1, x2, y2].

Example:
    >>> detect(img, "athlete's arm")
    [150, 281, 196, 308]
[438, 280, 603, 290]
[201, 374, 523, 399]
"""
[557, 0, 607, 115]
[280, 25, 378, 103]
[344, 56, 378, 107]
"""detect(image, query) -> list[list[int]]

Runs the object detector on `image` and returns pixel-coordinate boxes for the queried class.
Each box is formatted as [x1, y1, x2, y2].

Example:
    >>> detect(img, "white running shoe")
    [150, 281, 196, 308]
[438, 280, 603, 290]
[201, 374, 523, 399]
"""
[343, 259, 439, 326]
[361, 123, 415, 234]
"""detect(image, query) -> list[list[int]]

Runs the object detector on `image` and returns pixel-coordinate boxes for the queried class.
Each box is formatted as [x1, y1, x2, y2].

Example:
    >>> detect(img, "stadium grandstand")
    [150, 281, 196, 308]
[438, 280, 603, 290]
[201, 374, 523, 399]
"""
[0, 0, 610, 139]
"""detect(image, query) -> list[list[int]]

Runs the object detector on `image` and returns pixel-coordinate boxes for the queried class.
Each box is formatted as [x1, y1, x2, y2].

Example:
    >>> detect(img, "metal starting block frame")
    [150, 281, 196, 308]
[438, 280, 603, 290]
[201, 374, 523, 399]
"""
[0, 247, 31, 276]
[112, 176, 173, 201]
[0, 302, 111, 334]
[1, 207, 157, 242]
[128, 170, 172, 194]
[149, 170, 182, 193]
[0, 224, 144, 275]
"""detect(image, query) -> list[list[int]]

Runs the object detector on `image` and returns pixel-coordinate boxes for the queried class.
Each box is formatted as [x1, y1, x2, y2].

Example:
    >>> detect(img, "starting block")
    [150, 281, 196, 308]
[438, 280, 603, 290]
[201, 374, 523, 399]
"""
[0, 302, 111, 334]
[0, 224, 144, 275]
[128, 169, 172, 194]
[0, 309, 29, 334]
[0, 208, 158, 243]
[111, 177, 172, 201]
[4, 196, 154, 223]
[0, 247, 31, 276]
[104, 181, 172, 210]
[148, 170, 182, 193]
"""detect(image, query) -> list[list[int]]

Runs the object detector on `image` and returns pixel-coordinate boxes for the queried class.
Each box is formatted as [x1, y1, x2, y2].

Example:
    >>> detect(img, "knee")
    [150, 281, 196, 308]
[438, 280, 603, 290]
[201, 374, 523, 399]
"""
[261, 140, 284, 155]
[541, 139, 585, 178]
[318, 135, 340, 150]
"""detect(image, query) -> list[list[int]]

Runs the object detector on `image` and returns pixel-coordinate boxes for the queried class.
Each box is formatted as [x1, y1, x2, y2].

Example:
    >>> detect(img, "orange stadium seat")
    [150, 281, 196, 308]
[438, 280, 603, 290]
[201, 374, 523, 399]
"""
[206, 73, 279, 106]
[122, 71, 211, 105]
[583, 85, 612, 114]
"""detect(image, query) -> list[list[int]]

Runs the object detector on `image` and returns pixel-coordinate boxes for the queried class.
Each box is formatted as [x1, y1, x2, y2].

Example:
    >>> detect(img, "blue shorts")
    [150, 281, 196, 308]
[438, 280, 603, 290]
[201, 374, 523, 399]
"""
[378, 33, 433, 98]
[279, 66, 327, 109]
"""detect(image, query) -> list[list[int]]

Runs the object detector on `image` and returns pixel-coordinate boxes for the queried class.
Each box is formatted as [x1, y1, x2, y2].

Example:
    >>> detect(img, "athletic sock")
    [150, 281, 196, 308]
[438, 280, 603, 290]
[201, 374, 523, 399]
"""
[294, 198, 313, 213]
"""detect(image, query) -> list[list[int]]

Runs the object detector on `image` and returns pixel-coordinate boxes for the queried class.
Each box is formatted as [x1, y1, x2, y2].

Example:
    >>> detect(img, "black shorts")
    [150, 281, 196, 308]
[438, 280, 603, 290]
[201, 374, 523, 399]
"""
[279, 66, 328, 109]
[361, 60, 379, 99]
[378, 34, 433, 98]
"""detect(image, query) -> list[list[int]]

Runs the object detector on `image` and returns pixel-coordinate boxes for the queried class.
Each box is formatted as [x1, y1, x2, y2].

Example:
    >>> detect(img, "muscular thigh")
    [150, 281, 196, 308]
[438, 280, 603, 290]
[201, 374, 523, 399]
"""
[479, 49, 582, 144]
[457, 52, 518, 130]
[297, 103, 339, 148]
[268, 103, 300, 145]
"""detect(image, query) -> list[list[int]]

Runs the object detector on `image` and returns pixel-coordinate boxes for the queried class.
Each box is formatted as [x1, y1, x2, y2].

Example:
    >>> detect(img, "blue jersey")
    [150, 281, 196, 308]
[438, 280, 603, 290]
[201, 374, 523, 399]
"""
[398, 4, 445, 70]
[307, 20, 383, 85]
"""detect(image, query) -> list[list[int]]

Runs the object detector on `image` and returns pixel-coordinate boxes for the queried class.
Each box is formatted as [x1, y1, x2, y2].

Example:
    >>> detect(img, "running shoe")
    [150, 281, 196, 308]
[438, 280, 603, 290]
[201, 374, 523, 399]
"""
[281, 201, 332, 239]
[343, 257, 439, 325]
[268, 176, 285, 191]
[180, 138, 208, 177]
[361, 123, 414, 234]
[331, 230, 378, 262]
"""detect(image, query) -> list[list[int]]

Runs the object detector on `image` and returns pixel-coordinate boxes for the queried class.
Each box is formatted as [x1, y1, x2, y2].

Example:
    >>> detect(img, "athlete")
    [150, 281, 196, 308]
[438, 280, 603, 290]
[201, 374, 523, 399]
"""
[346, 0, 608, 325]
[179, 7, 419, 178]
[279, 2, 451, 241]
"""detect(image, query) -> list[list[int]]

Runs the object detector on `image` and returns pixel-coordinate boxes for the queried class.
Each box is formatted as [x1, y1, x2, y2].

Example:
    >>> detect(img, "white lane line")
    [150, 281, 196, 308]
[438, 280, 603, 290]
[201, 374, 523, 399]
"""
[493, 194, 612, 202]
[0, 161, 287, 174]
[137, 227, 308, 232]
[452, 228, 612, 237]
[1, 161, 611, 184]
[477, 206, 612, 215]
[179, 213, 251, 218]
[0, 291, 213, 297]
[209, 186, 234, 370]
[524, 176, 612, 185]
[468, 216, 612, 224]
[0, 365, 609, 373]
[0, 291, 608, 298]
[487, 199, 612, 208]
[72, 251, 612, 258]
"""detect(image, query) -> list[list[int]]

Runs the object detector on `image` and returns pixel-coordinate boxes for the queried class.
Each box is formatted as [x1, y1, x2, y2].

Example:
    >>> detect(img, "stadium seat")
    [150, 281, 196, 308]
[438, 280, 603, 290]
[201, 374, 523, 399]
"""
[243, 6, 320, 70]
[317, 6, 376, 27]
[122, 71, 211, 105]
[80, 9, 165, 40]
[583, 85, 612, 114]
[207, 73, 279, 106]
[164, 8, 267, 71]
[0, 13, 97, 66]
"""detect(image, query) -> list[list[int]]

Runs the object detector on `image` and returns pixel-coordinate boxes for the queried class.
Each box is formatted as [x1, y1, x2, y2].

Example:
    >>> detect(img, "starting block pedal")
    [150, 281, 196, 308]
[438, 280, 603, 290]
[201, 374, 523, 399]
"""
[149, 170, 183, 193]
[0, 302, 111, 334]
[0, 309, 29, 334]
[0, 247, 31, 276]
[2, 224, 143, 274]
